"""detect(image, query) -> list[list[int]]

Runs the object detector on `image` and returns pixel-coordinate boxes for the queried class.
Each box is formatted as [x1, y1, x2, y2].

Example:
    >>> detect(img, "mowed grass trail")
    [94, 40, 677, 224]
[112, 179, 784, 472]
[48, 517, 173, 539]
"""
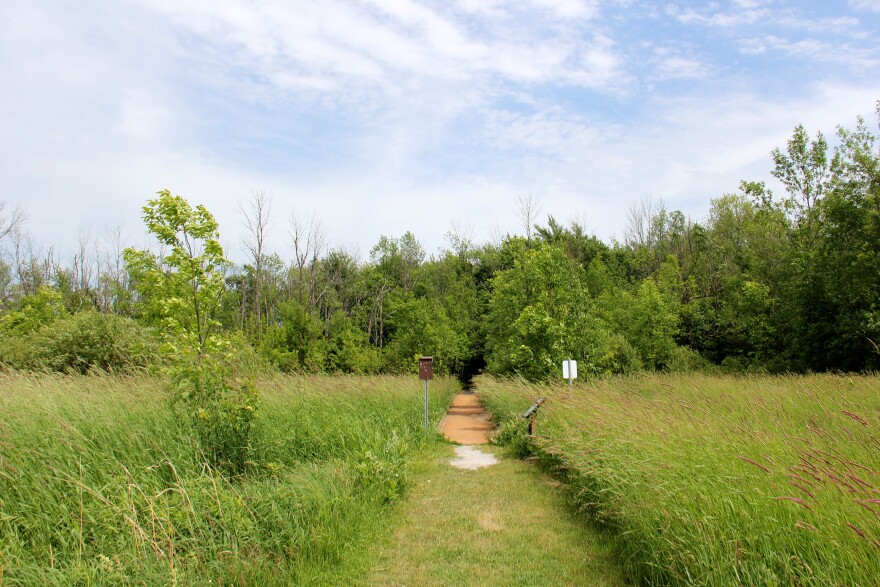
[362, 444, 628, 586]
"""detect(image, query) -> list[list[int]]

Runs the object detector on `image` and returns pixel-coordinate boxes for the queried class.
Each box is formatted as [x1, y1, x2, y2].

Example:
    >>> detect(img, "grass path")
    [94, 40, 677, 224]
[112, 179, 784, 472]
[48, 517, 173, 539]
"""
[359, 443, 629, 586]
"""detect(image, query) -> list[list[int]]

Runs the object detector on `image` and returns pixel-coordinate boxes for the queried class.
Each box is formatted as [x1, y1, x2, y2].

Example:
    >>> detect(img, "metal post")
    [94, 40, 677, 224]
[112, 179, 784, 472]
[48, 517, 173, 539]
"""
[424, 379, 429, 432]
[419, 356, 433, 433]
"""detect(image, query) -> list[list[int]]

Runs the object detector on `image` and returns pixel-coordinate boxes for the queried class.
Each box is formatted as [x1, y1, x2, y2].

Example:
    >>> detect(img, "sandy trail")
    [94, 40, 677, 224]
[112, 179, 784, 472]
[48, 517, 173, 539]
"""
[440, 390, 495, 445]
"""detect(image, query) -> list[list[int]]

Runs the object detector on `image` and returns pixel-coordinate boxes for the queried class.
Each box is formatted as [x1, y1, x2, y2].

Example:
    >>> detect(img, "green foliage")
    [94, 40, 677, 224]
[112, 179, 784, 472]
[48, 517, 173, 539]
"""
[169, 351, 259, 475]
[490, 413, 534, 459]
[31, 310, 158, 373]
[125, 190, 258, 475]
[262, 299, 325, 372]
[370, 231, 425, 292]
[323, 311, 383, 373]
[383, 292, 467, 375]
[485, 244, 590, 379]
[485, 242, 688, 379]
[663, 344, 712, 373]
[124, 190, 226, 346]
[0, 286, 68, 336]
[0, 295, 159, 373]
[625, 279, 679, 369]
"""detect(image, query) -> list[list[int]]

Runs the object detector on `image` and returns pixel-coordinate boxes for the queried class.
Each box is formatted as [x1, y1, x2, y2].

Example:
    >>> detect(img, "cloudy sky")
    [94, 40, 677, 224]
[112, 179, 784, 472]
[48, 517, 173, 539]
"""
[2, 0, 879, 261]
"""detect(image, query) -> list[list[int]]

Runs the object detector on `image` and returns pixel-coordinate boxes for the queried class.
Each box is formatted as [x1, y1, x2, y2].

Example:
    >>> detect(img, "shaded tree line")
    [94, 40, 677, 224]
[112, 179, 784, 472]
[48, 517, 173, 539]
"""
[1, 105, 879, 380]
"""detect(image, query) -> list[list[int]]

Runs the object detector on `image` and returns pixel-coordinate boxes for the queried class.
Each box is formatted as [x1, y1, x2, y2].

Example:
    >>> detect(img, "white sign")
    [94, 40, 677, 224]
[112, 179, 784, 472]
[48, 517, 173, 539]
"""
[562, 359, 578, 380]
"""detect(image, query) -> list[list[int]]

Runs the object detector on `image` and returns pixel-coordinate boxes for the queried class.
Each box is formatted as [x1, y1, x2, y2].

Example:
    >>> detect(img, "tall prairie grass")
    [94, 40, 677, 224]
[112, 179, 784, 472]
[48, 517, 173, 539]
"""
[478, 373, 880, 586]
[0, 372, 457, 585]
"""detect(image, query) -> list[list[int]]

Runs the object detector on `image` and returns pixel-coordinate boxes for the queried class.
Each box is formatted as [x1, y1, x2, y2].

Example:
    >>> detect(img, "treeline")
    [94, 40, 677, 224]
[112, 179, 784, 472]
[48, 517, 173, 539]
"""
[1, 106, 878, 379]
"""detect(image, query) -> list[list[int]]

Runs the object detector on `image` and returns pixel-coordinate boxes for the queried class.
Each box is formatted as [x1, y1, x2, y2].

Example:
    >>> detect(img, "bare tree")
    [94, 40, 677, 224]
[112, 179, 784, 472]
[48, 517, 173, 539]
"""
[487, 219, 504, 248]
[289, 210, 326, 315]
[445, 218, 474, 258]
[11, 227, 49, 297]
[571, 211, 593, 237]
[71, 225, 99, 306]
[239, 191, 272, 332]
[0, 202, 26, 245]
[98, 223, 128, 314]
[0, 203, 27, 307]
[624, 195, 666, 249]
[516, 193, 543, 245]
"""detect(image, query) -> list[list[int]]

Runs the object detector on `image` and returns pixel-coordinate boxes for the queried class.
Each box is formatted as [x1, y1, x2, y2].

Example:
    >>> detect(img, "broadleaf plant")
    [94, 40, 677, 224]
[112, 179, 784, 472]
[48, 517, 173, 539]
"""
[124, 190, 258, 476]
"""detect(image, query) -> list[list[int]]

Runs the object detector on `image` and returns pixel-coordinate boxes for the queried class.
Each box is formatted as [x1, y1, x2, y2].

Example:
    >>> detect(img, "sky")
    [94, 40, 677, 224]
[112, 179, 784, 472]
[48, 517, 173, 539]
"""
[2, 0, 879, 263]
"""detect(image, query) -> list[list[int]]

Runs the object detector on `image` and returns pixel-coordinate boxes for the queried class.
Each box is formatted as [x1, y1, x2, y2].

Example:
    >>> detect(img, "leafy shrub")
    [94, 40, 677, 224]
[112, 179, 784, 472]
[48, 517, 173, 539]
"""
[0, 286, 68, 336]
[597, 333, 644, 375]
[664, 345, 711, 373]
[490, 415, 533, 458]
[0, 310, 160, 373]
[324, 314, 383, 374]
[38, 311, 160, 373]
[352, 431, 410, 503]
[262, 300, 325, 372]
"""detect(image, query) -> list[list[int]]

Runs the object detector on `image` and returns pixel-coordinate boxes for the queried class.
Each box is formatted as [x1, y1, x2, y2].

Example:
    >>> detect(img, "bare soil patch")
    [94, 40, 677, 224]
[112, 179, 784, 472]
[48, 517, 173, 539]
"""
[440, 390, 495, 444]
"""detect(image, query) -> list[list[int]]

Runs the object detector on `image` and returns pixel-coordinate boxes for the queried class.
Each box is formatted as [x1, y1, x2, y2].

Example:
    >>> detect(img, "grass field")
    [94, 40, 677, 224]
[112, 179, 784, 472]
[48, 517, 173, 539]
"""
[0, 372, 458, 585]
[477, 373, 880, 586]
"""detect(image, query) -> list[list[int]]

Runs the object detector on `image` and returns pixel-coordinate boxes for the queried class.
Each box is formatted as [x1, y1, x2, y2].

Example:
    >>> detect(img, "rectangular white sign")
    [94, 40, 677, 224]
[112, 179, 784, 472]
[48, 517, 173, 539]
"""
[562, 359, 578, 379]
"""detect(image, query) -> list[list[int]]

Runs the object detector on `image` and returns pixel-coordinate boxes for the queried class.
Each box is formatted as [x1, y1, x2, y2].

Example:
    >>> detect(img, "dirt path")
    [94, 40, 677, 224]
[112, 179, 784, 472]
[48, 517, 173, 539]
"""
[440, 390, 495, 444]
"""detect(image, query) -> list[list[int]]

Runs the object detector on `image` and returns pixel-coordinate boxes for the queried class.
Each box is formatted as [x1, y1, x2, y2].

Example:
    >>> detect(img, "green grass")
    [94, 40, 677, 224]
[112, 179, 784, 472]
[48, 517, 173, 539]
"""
[477, 373, 880, 586]
[362, 443, 628, 586]
[0, 372, 458, 585]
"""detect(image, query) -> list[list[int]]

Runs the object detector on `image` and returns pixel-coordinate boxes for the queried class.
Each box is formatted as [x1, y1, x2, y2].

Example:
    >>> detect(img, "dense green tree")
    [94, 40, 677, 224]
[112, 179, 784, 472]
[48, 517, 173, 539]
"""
[4, 106, 880, 379]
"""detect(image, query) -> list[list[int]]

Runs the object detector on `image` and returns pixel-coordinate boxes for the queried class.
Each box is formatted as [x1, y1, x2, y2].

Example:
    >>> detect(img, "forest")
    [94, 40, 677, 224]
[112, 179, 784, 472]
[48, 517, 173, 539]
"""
[1, 106, 879, 381]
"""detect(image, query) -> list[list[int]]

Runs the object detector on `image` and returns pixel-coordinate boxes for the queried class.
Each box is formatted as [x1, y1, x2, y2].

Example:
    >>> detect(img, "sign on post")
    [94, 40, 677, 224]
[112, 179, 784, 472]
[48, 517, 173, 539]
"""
[419, 356, 434, 381]
[419, 357, 433, 432]
[562, 359, 577, 386]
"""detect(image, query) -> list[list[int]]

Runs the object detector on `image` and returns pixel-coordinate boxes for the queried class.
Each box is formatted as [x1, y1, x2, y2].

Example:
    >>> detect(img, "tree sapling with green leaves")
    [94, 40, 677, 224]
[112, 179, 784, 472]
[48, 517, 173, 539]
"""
[124, 190, 258, 475]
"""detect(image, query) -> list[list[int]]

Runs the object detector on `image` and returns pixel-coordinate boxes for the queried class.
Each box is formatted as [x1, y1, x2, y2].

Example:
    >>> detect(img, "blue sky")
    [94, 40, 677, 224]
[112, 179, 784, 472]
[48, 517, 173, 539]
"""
[2, 0, 879, 262]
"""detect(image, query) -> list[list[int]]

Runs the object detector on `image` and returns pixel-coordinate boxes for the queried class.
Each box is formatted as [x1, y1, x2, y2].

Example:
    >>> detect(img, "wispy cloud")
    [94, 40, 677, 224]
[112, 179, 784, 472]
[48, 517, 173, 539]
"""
[1, 0, 879, 258]
[136, 0, 627, 100]
[850, 0, 880, 12]
[658, 56, 707, 79]
[738, 35, 880, 69]
[665, 1, 769, 28]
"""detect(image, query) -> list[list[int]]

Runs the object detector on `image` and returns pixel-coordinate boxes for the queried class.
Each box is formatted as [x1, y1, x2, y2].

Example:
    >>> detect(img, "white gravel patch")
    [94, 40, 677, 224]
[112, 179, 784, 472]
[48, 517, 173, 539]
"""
[449, 445, 499, 470]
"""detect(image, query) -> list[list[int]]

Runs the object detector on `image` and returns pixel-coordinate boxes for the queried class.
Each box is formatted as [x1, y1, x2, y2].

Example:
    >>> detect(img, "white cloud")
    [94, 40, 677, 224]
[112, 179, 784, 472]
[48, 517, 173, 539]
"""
[2, 0, 880, 261]
[850, 0, 880, 11]
[657, 56, 708, 79]
[133, 0, 626, 98]
[737, 38, 767, 55]
[752, 35, 880, 69]
[528, 0, 599, 19]
[665, 2, 768, 27]
[115, 92, 172, 140]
